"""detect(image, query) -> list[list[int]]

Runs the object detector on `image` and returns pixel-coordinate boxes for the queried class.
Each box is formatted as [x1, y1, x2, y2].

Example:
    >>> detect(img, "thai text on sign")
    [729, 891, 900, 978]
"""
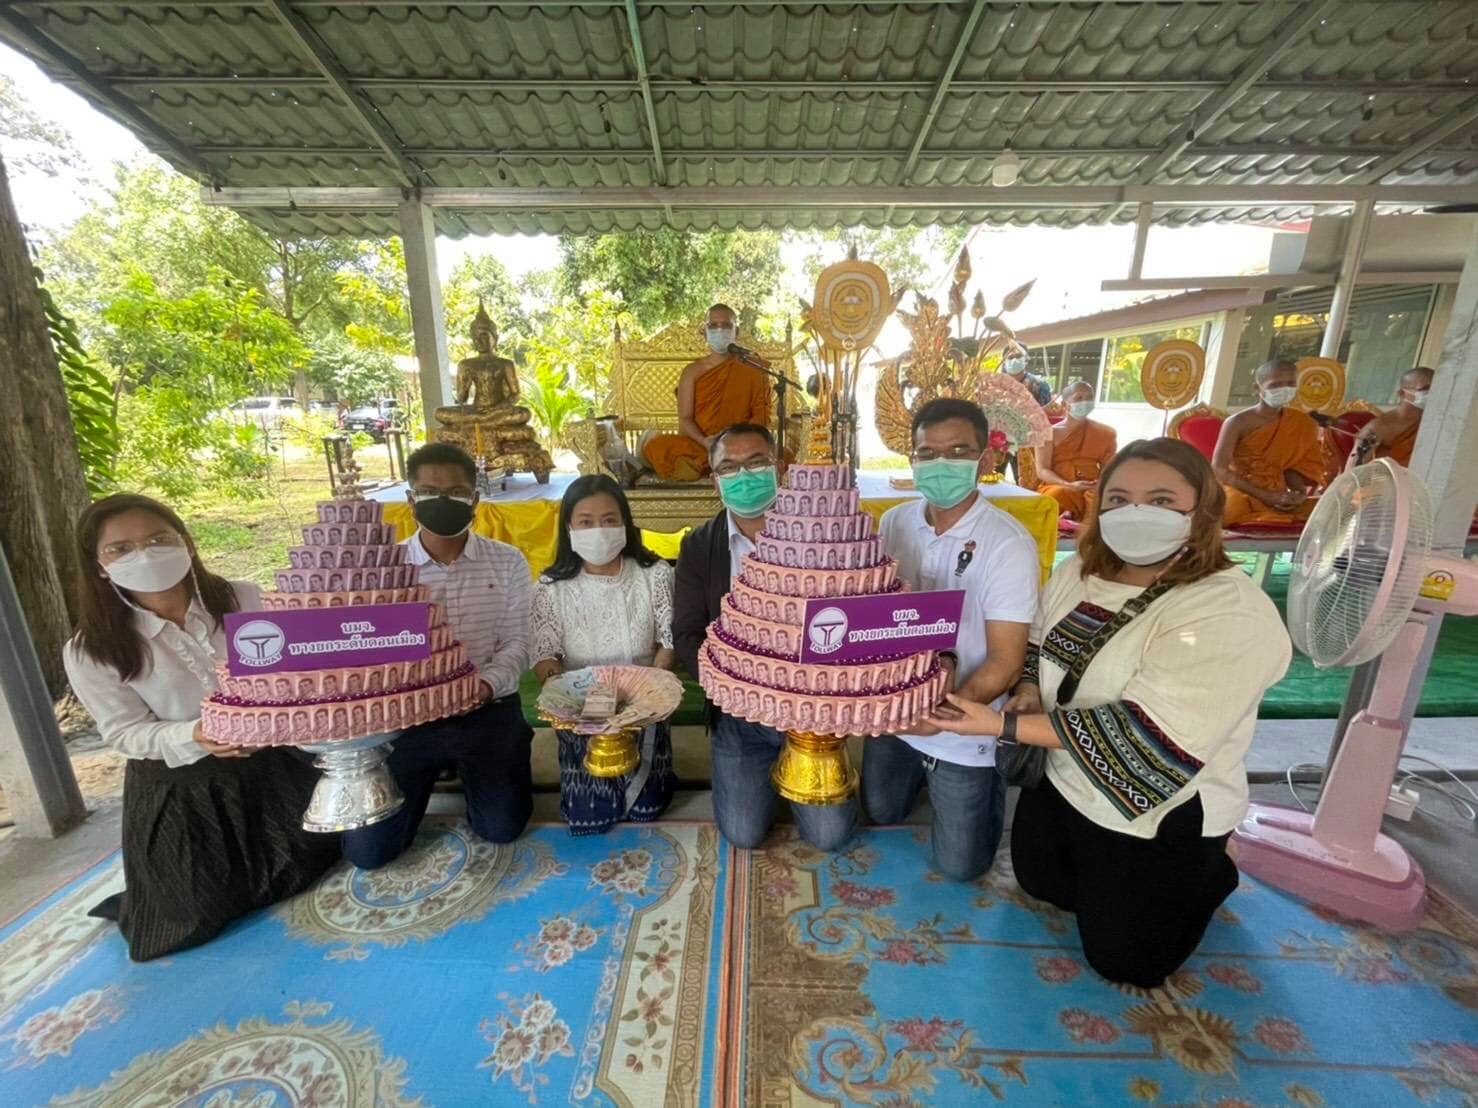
[799, 590, 965, 664]
[224, 603, 431, 676]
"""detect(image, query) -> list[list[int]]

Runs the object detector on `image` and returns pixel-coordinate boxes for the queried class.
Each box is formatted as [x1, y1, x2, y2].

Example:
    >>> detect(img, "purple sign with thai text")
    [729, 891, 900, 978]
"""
[800, 590, 965, 664]
[224, 603, 431, 676]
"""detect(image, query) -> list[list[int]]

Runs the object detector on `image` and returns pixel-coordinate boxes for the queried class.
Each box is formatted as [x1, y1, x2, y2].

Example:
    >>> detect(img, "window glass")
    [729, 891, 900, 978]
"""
[1099, 322, 1208, 403]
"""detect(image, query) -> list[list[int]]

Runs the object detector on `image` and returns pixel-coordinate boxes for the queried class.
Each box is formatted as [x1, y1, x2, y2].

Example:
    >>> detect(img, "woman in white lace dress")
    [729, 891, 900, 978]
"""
[531, 476, 678, 834]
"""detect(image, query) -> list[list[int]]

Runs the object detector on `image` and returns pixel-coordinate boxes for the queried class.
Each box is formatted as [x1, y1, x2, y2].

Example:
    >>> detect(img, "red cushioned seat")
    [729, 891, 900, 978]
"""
[1176, 415, 1224, 461]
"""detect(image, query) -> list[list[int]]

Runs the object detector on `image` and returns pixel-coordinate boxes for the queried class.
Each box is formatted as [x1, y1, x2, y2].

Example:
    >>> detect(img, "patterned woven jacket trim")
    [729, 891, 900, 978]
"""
[1050, 700, 1205, 821]
[1041, 600, 1117, 672]
[1021, 644, 1041, 685]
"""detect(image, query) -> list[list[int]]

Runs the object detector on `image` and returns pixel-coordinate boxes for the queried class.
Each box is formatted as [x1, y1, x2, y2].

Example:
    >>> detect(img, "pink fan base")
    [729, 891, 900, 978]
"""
[202, 671, 482, 747]
[216, 644, 471, 701]
[699, 645, 949, 738]
[1233, 803, 1426, 932]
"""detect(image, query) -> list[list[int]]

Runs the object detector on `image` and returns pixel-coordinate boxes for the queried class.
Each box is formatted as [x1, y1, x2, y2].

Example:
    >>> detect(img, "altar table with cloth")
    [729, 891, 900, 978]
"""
[375, 474, 1059, 581]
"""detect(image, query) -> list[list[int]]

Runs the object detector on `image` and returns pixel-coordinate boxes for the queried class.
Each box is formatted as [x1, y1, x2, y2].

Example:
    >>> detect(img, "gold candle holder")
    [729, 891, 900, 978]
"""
[584, 727, 641, 778]
[771, 730, 858, 806]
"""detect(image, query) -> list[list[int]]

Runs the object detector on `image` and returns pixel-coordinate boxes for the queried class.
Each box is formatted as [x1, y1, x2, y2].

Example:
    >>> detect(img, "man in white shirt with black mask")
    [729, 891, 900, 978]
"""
[863, 398, 1040, 880]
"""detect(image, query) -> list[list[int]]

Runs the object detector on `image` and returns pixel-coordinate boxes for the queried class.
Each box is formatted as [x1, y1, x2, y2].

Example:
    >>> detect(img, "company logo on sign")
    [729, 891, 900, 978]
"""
[799, 590, 965, 664]
[233, 619, 287, 668]
[807, 607, 850, 655]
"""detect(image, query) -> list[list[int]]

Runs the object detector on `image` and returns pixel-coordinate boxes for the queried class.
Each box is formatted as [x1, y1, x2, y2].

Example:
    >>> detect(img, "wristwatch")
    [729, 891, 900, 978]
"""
[998, 710, 1019, 746]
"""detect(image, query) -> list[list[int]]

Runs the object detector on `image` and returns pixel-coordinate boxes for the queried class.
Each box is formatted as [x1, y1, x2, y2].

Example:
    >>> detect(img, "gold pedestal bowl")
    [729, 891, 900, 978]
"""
[583, 727, 642, 778]
[771, 730, 858, 806]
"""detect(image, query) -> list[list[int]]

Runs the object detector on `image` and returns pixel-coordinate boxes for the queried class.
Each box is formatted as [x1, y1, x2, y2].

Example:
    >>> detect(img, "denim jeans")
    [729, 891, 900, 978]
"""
[861, 734, 1007, 881]
[710, 711, 857, 851]
[342, 694, 533, 870]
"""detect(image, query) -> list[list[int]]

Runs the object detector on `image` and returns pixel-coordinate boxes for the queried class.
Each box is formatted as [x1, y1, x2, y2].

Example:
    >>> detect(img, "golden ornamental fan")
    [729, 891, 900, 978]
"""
[1293, 356, 1347, 416]
[875, 247, 1035, 456]
[1140, 339, 1206, 411]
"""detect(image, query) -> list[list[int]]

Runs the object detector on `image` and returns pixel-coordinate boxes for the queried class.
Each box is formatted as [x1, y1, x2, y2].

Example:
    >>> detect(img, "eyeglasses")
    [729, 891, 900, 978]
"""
[100, 533, 184, 560]
[410, 489, 475, 503]
[712, 459, 774, 478]
[910, 446, 980, 462]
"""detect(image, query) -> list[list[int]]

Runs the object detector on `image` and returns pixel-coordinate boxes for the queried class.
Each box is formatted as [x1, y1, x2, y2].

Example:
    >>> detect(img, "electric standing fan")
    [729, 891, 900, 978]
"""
[1234, 459, 1478, 930]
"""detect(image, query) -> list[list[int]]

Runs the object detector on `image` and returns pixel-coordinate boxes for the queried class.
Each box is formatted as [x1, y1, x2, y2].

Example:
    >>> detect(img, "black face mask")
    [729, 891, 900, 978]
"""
[413, 495, 474, 537]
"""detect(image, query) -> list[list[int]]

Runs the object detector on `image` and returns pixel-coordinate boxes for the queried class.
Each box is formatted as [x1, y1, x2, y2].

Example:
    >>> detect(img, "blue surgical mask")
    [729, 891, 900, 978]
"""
[717, 465, 778, 518]
[912, 458, 979, 509]
[1004, 356, 1027, 376]
[706, 326, 735, 354]
[1069, 400, 1095, 420]
[1262, 385, 1298, 409]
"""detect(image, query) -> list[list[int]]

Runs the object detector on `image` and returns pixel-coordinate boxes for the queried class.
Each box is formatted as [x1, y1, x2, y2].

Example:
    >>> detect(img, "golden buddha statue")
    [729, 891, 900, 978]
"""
[432, 300, 553, 483]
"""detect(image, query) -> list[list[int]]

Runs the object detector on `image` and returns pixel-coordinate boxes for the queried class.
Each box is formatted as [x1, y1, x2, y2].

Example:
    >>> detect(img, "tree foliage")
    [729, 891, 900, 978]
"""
[557, 227, 784, 336]
[34, 267, 118, 496]
[0, 74, 85, 179]
[795, 225, 970, 295]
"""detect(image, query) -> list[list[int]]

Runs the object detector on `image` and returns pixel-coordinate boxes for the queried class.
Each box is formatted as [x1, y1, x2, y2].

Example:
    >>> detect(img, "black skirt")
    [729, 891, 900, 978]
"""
[116, 748, 341, 961]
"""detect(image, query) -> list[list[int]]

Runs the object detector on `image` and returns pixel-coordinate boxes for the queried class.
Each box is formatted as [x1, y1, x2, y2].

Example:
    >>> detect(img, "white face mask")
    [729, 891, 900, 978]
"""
[1004, 356, 1027, 376]
[1069, 400, 1095, 420]
[570, 525, 627, 567]
[1406, 390, 1429, 410]
[104, 545, 193, 593]
[1097, 505, 1192, 566]
[706, 326, 735, 354]
[1261, 385, 1298, 408]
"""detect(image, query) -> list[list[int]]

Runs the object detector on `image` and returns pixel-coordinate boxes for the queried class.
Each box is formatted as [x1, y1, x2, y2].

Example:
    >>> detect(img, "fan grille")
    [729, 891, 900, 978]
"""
[1288, 460, 1432, 668]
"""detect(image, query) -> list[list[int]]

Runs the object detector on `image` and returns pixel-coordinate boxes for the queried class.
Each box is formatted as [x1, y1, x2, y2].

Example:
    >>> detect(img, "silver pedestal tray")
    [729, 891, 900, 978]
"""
[297, 730, 403, 833]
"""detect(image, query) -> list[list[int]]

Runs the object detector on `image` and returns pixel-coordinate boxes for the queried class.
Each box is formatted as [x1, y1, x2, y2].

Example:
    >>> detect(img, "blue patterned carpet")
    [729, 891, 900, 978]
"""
[1, 821, 725, 1106]
[726, 828, 1478, 1108]
[3, 822, 1475, 1106]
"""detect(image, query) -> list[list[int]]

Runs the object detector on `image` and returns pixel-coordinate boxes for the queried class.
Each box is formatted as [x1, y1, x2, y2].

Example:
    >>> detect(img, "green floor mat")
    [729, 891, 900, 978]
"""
[519, 556, 1477, 725]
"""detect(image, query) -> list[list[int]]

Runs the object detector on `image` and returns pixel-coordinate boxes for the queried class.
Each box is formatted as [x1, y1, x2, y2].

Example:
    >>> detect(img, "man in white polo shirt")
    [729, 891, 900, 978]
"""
[863, 397, 1040, 880]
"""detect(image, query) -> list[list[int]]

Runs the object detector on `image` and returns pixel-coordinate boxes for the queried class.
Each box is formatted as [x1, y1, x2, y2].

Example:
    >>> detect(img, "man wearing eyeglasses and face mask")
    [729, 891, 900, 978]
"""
[672, 422, 858, 852]
[642, 304, 775, 482]
[341, 442, 534, 869]
[862, 398, 1040, 882]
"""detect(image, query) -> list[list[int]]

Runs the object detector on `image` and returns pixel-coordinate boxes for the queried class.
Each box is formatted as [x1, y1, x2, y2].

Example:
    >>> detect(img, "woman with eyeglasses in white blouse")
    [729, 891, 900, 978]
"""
[63, 494, 339, 961]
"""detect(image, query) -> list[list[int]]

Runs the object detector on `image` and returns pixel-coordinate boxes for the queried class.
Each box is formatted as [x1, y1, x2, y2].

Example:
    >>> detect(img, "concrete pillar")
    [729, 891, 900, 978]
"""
[1320, 199, 1374, 359]
[397, 198, 452, 431]
[1204, 307, 1246, 409]
[0, 547, 85, 838]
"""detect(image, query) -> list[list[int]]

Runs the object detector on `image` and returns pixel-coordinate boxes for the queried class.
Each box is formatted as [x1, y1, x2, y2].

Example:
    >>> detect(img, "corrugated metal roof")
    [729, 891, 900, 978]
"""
[3, 1, 1478, 237]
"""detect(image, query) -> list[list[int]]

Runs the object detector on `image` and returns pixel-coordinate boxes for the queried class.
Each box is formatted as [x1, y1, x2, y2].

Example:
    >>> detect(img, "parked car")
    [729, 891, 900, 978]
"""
[307, 399, 339, 415]
[339, 405, 395, 441]
[220, 396, 300, 427]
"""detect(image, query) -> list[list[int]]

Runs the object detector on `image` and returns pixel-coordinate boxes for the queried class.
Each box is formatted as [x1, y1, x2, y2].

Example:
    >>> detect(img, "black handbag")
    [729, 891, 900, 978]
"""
[996, 580, 1175, 789]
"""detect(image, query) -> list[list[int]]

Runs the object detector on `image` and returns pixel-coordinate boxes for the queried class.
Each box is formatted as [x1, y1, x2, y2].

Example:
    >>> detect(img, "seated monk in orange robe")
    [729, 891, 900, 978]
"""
[642, 303, 772, 481]
[1034, 380, 1116, 520]
[1212, 359, 1327, 526]
[1347, 366, 1432, 471]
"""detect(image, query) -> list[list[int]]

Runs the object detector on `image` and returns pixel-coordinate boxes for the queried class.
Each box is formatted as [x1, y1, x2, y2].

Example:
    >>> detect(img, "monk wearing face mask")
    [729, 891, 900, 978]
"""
[1347, 366, 1433, 471]
[641, 303, 773, 482]
[1212, 359, 1326, 526]
[1034, 379, 1117, 521]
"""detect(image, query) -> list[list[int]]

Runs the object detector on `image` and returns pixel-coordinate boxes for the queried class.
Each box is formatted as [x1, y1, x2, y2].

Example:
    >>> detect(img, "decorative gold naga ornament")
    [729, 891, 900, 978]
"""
[874, 247, 1036, 456]
[1140, 338, 1207, 411]
[432, 300, 554, 483]
[1293, 356, 1347, 416]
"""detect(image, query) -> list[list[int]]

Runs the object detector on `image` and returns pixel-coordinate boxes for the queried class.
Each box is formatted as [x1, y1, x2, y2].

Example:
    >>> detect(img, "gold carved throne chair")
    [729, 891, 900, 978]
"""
[570, 320, 810, 532]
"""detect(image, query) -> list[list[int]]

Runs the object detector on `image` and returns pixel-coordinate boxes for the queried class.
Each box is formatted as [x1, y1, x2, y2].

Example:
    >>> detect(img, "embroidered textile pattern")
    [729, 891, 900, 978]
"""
[1042, 600, 1117, 674]
[1052, 700, 1205, 819]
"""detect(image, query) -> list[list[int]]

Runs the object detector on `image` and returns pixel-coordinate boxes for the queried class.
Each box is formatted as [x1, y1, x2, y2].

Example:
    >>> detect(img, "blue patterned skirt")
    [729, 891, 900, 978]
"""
[555, 721, 677, 835]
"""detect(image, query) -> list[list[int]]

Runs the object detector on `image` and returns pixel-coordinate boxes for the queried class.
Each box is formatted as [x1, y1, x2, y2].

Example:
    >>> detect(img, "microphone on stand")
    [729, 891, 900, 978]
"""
[727, 342, 767, 366]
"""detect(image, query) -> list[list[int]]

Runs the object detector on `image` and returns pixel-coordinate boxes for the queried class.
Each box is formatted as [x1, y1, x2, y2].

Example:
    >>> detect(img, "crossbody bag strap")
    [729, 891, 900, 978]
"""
[1055, 580, 1175, 704]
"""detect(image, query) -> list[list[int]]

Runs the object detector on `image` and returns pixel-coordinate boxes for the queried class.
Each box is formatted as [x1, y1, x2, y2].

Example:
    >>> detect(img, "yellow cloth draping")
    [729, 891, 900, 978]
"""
[383, 491, 1059, 582]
